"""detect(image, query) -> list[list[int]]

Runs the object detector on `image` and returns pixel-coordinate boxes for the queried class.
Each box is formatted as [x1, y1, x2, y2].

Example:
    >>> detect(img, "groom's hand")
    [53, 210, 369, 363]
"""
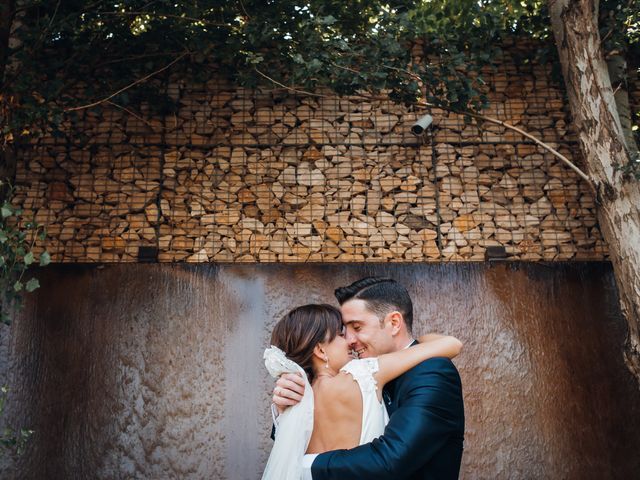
[272, 373, 305, 414]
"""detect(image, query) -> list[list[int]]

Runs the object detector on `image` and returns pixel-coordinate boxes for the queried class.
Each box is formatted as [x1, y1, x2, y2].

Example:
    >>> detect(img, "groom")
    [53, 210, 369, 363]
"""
[272, 277, 465, 479]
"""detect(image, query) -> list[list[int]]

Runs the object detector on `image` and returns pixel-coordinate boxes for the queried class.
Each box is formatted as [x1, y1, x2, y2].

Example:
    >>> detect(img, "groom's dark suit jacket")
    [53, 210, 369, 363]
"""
[311, 344, 465, 479]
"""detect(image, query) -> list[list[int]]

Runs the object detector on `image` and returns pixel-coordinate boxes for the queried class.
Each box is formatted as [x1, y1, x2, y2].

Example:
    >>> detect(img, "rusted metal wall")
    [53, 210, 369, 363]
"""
[1, 263, 638, 479]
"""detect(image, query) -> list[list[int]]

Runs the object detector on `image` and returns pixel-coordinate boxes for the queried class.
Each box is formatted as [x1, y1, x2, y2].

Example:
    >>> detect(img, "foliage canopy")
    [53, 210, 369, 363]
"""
[1, 0, 638, 145]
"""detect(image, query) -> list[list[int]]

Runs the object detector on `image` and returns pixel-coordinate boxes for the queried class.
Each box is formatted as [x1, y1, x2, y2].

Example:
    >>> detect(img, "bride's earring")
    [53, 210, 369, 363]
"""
[324, 355, 329, 369]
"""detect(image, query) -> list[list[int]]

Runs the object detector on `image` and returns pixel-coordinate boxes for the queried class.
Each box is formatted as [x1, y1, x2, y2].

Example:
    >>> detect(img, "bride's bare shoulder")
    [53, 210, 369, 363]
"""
[314, 371, 360, 404]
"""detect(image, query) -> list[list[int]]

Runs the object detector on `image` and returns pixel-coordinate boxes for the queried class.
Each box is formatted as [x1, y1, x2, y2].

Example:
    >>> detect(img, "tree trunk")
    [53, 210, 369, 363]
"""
[0, 0, 17, 194]
[549, 0, 640, 385]
[0, 0, 15, 75]
[607, 53, 638, 154]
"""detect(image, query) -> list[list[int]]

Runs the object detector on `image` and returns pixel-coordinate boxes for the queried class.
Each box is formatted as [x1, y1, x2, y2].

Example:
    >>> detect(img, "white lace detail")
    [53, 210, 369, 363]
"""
[340, 358, 380, 393]
[340, 357, 388, 445]
[264, 345, 304, 378]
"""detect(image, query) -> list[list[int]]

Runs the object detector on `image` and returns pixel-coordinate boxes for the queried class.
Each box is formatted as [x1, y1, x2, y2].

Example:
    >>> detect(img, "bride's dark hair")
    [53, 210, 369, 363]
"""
[270, 304, 343, 383]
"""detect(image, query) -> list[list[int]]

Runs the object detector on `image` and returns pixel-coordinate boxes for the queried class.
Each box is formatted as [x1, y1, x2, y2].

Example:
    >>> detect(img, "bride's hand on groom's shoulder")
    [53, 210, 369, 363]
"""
[272, 373, 305, 414]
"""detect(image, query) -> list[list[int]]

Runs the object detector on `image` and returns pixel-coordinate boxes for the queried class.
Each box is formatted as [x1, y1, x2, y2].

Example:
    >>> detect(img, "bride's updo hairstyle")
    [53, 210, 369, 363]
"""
[270, 304, 343, 383]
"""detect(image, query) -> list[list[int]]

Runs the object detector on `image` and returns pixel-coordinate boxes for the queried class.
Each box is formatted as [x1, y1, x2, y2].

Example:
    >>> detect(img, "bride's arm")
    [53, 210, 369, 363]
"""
[374, 335, 462, 388]
[417, 333, 450, 342]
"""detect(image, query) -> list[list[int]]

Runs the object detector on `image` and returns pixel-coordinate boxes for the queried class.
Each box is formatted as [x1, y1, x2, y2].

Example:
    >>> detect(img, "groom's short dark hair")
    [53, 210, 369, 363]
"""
[335, 277, 413, 333]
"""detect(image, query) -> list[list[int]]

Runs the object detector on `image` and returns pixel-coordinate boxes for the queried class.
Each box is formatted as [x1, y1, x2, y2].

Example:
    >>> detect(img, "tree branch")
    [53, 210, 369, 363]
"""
[363, 64, 596, 192]
[64, 52, 188, 112]
[237, 0, 251, 19]
[45, 0, 61, 32]
[105, 100, 162, 130]
[600, 0, 634, 45]
[254, 64, 594, 192]
[99, 11, 233, 28]
[429, 104, 597, 193]
[382, 64, 423, 83]
[96, 51, 185, 68]
[254, 68, 327, 97]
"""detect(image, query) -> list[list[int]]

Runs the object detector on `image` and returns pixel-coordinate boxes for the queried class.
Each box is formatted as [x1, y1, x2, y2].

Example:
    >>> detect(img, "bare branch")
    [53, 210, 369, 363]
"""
[244, 62, 594, 192]
[600, 0, 634, 45]
[105, 100, 163, 131]
[96, 51, 185, 68]
[46, 0, 62, 32]
[237, 0, 251, 19]
[330, 62, 363, 76]
[382, 64, 423, 84]
[254, 68, 327, 98]
[418, 103, 596, 192]
[99, 11, 232, 28]
[64, 52, 188, 112]
[360, 64, 596, 192]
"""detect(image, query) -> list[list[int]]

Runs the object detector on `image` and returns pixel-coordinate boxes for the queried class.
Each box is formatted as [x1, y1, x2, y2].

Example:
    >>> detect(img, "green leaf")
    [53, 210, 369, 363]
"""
[319, 15, 337, 25]
[23, 252, 34, 266]
[1, 205, 12, 218]
[13, 281, 23, 292]
[0, 231, 7, 244]
[25, 278, 39, 292]
[39, 251, 51, 266]
[308, 58, 322, 71]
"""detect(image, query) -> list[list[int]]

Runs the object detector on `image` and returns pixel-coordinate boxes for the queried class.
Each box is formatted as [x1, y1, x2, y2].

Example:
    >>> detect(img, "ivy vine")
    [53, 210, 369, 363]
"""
[0, 180, 50, 324]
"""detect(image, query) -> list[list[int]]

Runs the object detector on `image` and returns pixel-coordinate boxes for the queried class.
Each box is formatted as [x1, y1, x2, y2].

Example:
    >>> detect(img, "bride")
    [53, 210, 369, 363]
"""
[262, 304, 462, 480]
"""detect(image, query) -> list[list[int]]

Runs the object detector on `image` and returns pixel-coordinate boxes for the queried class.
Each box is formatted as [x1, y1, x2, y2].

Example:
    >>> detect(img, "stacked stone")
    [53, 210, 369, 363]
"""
[158, 141, 437, 262]
[14, 104, 162, 262]
[164, 83, 416, 148]
[430, 139, 605, 261]
[10, 51, 608, 263]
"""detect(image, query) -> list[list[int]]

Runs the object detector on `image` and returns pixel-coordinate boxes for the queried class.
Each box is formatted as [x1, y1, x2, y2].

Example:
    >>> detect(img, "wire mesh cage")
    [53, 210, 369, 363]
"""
[12, 47, 607, 264]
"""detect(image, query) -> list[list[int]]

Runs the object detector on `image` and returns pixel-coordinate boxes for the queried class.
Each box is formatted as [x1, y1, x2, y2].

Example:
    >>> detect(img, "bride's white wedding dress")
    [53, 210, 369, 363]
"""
[335, 357, 389, 443]
[262, 347, 389, 480]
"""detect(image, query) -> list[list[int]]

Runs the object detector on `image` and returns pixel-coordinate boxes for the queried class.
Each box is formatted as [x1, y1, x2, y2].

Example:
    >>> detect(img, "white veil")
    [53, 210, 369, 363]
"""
[262, 346, 314, 480]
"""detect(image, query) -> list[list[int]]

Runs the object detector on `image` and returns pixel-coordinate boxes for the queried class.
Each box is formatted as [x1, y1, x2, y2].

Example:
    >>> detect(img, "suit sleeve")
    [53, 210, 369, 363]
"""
[311, 357, 463, 480]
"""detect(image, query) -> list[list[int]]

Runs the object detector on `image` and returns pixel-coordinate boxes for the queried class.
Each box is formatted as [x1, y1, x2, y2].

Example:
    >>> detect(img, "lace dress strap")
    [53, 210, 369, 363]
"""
[340, 358, 388, 445]
[340, 358, 380, 393]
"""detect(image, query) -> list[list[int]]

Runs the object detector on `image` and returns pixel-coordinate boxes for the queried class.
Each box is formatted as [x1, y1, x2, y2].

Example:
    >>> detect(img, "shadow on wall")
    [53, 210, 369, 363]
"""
[0, 262, 638, 479]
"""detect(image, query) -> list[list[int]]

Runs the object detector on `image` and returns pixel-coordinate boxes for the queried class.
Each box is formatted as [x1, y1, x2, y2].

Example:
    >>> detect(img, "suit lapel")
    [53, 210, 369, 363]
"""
[382, 381, 395, 412]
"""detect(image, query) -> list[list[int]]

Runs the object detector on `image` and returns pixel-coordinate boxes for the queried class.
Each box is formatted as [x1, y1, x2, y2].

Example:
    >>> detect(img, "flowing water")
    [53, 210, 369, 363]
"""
[0, 263, 638, 479]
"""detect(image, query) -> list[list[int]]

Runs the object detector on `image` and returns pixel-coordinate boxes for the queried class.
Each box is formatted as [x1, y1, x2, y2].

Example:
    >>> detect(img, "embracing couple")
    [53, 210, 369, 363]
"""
[262, 277, 465, 480]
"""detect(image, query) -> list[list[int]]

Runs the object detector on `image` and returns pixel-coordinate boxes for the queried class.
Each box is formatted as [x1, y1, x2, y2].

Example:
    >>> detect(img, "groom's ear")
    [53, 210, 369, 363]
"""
[387, 311, 403, 336]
